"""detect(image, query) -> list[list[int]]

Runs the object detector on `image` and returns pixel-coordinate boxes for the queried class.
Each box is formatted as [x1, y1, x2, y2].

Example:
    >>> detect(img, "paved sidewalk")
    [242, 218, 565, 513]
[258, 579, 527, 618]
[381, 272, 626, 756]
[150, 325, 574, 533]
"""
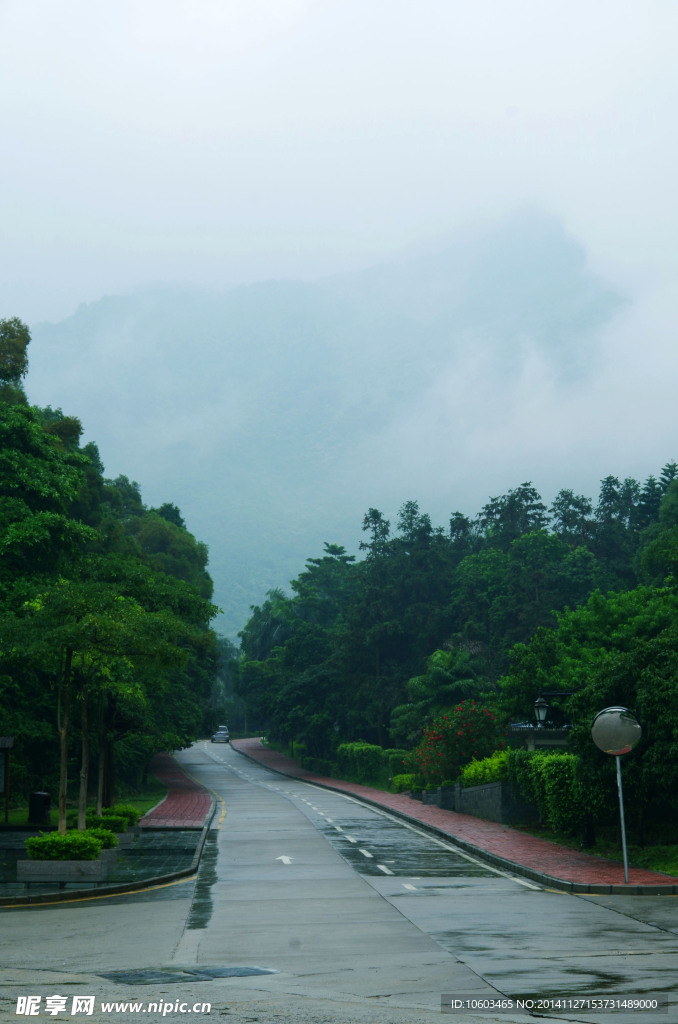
[139, 752, 213, 829]
[231, 737, 678, 895]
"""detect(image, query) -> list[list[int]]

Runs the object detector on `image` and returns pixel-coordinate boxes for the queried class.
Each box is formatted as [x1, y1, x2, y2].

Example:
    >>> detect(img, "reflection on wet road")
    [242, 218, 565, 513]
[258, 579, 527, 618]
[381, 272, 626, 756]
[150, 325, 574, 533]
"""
[3, 742, 676, 1023]
[317, 814, 494, 876]
[196, 743, 678, 1017]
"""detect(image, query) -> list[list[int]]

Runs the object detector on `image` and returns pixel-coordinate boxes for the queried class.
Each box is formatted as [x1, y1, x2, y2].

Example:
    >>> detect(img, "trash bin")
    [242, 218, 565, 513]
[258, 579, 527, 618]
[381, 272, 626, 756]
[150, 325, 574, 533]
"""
[28, 791, 51, 825]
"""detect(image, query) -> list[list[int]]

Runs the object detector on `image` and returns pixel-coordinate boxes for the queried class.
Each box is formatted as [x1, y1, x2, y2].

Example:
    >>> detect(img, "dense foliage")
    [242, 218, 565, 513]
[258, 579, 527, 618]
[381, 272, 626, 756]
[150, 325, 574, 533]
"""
[238, 470, 678, 777]
[0, 319, 221, 829]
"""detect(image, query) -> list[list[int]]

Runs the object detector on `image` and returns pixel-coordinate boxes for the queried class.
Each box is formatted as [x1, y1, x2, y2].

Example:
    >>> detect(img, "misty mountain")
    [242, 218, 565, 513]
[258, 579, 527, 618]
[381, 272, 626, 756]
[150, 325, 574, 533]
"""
[26, 211, 622, 635]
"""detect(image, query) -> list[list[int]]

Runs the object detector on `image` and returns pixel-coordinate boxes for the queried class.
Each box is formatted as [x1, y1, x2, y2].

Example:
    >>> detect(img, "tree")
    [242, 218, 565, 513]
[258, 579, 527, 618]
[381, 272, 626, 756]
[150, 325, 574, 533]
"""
[550, 489, 593, 546]
[359, 508, 391, 558]
[0, 404, 94, 591]
[390, 645, 491, 747]
[290, 543, 355, 625]
[659, 461, 678, 494]
[5, 555, 217, 830]
[0, 317, 30, 396]
[500, 585, 678, 836]
[129, 511, 213, 599]
[635, 475, 662, 529]
[153, 502, 186, 529]
[635, 481, 678, 587]
[478, 482, 549, 551]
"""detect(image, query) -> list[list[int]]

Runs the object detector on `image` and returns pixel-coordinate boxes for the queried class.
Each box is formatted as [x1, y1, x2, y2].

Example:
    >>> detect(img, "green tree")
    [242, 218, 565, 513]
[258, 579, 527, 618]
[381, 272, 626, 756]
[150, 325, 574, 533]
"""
[0, 317, 30, 403]
[500, 585, 678, 836]
[5, 556, 216, 830]
[391, 645, 491, 747]
[0, 404, 94, 592]
[550, 489, 593, 547]
[478, 482, 549, 550]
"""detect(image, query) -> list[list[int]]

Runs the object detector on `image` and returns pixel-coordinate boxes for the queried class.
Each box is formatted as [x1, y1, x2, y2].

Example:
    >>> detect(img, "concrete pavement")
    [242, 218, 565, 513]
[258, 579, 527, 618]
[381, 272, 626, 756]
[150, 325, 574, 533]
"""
[4, 738, 676, 904]
[230, 737, 678, 895]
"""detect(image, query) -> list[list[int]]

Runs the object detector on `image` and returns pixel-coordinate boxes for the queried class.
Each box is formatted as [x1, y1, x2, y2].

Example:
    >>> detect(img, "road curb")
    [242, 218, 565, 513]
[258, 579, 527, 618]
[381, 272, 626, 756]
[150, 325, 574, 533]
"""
[232, 745, 678, 897]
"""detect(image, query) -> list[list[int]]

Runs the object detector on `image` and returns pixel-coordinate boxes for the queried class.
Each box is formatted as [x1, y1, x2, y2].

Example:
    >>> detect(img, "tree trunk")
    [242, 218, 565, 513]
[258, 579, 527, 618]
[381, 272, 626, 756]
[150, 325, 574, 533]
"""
[102, 736, 115, 808]
[96, 695, 105, 816]
[77, 682, 89, 830]
[58, 649, 73, 834]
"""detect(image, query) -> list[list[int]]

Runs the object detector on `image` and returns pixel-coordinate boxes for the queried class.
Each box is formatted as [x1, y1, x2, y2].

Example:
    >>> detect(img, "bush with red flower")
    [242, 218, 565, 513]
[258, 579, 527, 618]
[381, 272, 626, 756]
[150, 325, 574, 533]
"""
[408, 700, 509, 786]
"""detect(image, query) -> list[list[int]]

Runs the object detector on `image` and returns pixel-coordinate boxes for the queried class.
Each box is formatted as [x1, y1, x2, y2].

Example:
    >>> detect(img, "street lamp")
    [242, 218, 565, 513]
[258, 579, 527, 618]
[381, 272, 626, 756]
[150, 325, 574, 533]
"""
[533, 696, 549, 727]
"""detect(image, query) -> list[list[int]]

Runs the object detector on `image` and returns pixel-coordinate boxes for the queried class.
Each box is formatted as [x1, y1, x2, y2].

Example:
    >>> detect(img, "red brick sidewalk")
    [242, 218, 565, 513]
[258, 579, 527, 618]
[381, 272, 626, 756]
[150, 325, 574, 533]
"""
[231, 737, 678, 894]
[139, 753, 213, 829]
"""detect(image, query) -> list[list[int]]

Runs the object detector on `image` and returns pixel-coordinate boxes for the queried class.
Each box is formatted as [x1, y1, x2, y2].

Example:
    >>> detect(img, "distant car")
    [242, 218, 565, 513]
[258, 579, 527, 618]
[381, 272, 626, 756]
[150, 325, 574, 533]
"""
[211, 728, 229, 743]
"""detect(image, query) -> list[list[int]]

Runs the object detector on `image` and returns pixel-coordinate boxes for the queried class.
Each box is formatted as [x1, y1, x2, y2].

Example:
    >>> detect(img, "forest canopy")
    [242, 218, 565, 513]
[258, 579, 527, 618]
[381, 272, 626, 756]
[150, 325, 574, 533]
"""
[237, 470, 678, 762]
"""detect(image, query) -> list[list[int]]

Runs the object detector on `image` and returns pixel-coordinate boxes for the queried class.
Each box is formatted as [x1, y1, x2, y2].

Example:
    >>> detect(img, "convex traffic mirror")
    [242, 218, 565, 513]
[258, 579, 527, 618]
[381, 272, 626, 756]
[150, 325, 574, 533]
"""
[590, 706, 641, 757]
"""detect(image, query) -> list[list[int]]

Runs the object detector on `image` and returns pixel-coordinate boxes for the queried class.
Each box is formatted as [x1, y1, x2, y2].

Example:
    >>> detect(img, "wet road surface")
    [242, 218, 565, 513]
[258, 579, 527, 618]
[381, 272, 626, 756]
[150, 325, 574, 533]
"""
[0, 742, 676, 1023]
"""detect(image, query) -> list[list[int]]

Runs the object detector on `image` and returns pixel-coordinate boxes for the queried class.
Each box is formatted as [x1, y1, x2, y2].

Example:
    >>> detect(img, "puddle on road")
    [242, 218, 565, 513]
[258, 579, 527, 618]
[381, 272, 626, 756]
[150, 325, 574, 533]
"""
[186, 832, 218, 930]
[99, 965, 276, 985]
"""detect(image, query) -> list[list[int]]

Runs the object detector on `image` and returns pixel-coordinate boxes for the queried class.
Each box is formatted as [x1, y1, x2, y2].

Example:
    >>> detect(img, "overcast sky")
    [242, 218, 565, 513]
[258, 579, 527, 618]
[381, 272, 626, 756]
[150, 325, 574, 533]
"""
[1, 0, 677, 323]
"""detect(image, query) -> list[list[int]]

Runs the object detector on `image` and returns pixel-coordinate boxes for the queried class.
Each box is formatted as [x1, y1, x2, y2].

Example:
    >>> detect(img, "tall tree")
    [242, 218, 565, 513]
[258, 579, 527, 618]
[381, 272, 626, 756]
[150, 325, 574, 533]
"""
[478, 482, 549, 550]
[0, 317, 30, 402]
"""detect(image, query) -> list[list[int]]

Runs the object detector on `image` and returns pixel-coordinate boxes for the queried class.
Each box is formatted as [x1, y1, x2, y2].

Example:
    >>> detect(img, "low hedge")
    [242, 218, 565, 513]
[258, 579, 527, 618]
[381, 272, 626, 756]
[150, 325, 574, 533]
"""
[336, 741, 385, 782]
[85, 813, 128, 833]
[507, 749, 587, 834]
[292, 741, 308, 762]
[383, 748, 409, 776]
[460, 750, 510, 788]
[300, 756, 337, 776]
[85, 827, 119, 850]
[109, 803, 140, 826]
[391, 773, 418, 793]
[25, 831, 103, 861]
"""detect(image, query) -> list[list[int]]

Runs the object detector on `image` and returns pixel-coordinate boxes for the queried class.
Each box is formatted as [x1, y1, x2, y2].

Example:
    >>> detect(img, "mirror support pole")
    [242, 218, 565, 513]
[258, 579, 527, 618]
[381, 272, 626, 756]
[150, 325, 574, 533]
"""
[615, 755, 629, 884]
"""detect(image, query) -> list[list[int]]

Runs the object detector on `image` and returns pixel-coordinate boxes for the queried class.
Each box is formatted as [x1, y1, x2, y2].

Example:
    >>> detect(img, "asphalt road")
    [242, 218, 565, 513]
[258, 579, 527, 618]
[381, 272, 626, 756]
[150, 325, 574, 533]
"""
[1, 742, 676, 1024]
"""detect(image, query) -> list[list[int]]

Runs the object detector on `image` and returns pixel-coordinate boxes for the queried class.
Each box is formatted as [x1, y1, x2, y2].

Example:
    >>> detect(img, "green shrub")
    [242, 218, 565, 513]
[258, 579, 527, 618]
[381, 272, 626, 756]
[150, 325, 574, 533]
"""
[25, 831, 103, 861]
[292, 741, 308, 762]
[391, 773, 417, 793]
[507, 748, 541, 804]
[336, 741, 385, 782]
[508, 749, 584, 833]
[410, 701, 509, 786]
[86, 813, 128, 833]
[460, 750, 510, 788]
[84, 827, 119, 850]
[536, 753, 583, 833]
[383, 748, 409, 776]
[110, 803, 140, 826]
[301, 756, 336, 776]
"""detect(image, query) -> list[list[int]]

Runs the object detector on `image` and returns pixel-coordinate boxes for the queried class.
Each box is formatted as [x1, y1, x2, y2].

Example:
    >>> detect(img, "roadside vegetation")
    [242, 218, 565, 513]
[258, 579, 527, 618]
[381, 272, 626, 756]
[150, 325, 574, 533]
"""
[239, 461, 678, 859]
[4, 312, 677, 865]
[0, 318, 234, 832]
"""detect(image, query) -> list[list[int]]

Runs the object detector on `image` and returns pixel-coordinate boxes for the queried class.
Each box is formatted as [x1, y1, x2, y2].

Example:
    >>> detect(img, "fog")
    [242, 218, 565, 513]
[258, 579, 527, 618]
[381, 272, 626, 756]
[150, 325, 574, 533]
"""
[2, 1, 676, 318]
[2, 1, 677, 632]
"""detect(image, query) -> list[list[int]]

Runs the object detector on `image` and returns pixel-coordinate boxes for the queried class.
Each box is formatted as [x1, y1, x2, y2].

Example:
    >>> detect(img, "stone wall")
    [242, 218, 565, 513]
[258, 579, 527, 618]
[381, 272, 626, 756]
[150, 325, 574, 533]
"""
[434, 781, 539, 825]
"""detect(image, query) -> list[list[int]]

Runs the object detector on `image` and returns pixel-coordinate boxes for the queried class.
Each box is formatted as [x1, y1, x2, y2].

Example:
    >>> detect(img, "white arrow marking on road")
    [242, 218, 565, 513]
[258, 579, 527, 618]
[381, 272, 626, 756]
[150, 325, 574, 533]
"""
[276, 856, 294, 864]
